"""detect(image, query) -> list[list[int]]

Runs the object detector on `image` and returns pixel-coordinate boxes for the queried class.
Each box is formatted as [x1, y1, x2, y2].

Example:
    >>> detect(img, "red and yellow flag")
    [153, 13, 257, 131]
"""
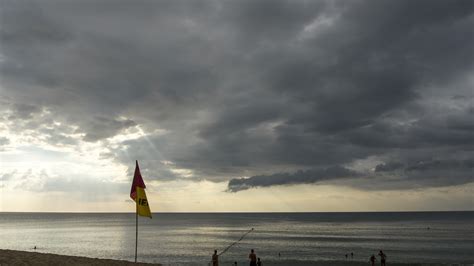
[130, 161, 152, 218]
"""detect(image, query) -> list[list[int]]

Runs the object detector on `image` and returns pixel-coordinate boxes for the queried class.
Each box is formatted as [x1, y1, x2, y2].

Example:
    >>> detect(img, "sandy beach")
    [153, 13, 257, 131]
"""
[0, 249, 160, 266]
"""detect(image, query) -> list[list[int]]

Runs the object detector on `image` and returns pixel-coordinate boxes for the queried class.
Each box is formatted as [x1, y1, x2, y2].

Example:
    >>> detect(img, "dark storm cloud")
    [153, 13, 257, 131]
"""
[405, 159, 474, 173]
[81, 117, 136, 142]
[230, 157, 474, 192]
[343, 107, 474, 149]
[360, 158, 474, 190]
[375, 162, 404, 172]
[0, 0, 473, 190]
[8, 103, 42, 120]
[227, 166, 359, 192]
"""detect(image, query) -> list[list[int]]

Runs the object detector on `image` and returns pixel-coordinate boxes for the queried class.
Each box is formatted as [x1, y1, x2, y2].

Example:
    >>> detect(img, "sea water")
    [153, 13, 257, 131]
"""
[0, 212, 472, 265]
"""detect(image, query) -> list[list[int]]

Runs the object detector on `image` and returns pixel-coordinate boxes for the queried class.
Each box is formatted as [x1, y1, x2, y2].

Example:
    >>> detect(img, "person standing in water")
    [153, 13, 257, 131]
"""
[378, 250, 386, 266]
[212, 250, 218, 266]
[369, 254, 377, 266]
[257, 258, 262, 266]
[249, 249, 257, 266]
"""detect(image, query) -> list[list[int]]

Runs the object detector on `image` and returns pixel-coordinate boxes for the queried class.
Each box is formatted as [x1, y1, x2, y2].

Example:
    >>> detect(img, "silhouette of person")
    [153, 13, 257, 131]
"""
[345, 254, 348, 259]
[369, 254, 377, 266]
[234, 262, 237, 266]
[257, 257, 262, 266]
[278, 252, 281, 258]
[249, 249, 257, 266]
[378, 250, 386, 266]
[33, 246, 37, 250]
[212, 250, 218, 266]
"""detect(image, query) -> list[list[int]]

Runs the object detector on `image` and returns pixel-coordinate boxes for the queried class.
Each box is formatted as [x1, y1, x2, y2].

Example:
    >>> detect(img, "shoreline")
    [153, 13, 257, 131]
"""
[1, 249, 472, 266]
[0, 249, 161, 266]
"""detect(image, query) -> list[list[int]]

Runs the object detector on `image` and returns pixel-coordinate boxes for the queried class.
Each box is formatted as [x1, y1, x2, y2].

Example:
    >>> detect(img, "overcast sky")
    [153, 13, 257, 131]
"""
[0, 0, 473, 212]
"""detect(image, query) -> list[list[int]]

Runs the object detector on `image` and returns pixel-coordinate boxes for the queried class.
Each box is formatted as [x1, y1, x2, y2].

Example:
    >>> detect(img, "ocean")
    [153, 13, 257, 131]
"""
[0, 212, 472, 265]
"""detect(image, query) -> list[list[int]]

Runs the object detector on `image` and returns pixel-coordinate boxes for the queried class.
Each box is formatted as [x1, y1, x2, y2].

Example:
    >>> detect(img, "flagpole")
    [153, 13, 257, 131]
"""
[135, 198, 138, 263]
[131, 160, 151, 263]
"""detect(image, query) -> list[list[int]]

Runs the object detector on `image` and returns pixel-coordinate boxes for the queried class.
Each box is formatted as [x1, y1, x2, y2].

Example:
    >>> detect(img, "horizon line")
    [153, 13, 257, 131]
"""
[1, 210, 473, 214]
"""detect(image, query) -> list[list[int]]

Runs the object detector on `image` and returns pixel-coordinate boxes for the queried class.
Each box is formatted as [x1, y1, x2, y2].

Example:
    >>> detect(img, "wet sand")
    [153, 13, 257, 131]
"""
[0, 249, 160, 266]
